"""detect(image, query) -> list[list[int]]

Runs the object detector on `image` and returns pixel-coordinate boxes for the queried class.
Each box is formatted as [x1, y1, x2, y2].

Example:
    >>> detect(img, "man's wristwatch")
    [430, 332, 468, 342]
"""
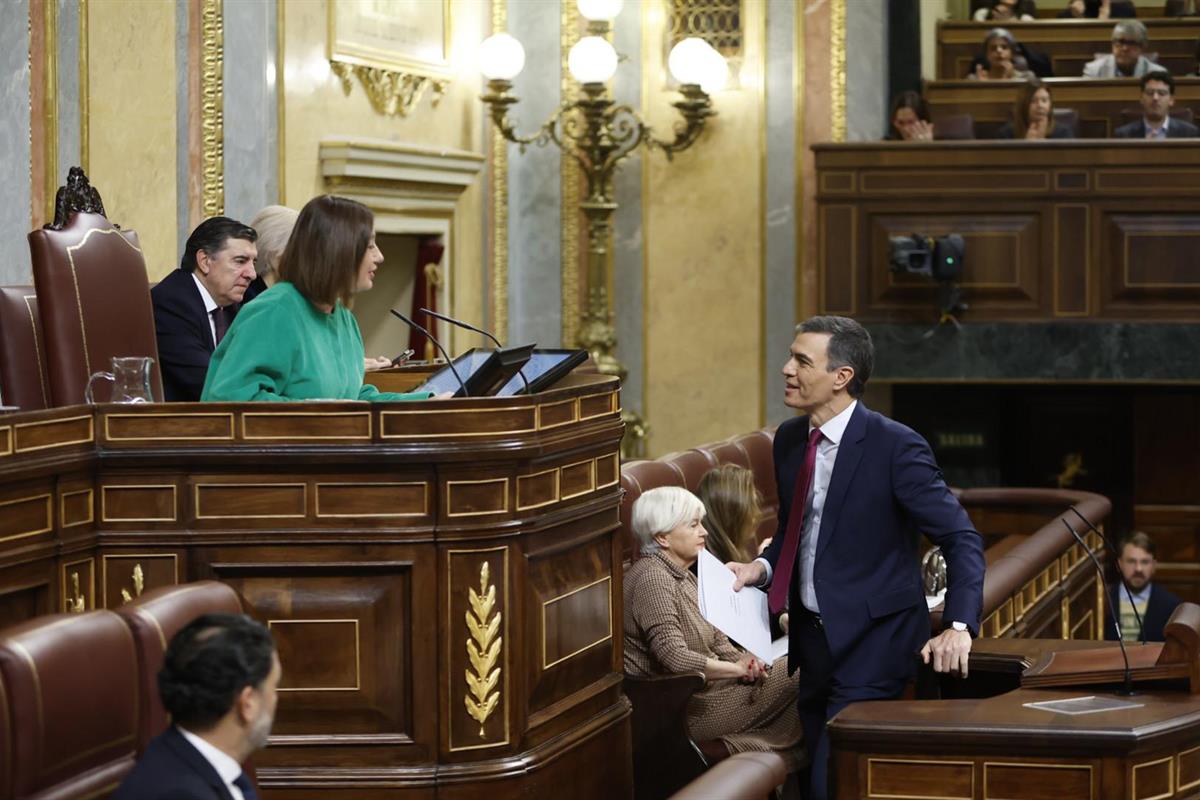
[950, 621, 967, 632]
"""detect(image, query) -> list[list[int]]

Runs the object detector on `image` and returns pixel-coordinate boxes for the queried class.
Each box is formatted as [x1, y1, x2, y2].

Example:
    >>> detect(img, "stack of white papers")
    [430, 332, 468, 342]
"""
[696, 549, 774, 662]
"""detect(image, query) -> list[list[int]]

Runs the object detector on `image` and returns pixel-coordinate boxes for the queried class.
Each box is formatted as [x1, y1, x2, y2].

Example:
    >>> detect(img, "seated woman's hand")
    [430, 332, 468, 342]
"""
[364, 356, 393, 371]
[736, 654, 768, 684]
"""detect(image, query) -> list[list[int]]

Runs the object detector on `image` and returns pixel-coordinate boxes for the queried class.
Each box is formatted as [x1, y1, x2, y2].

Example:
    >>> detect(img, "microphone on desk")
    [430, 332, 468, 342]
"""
[389, 309, 467, 397]
[419, 308, 530, 394]
[1068, 506, 1147, 645]
[1061, 517, 1135, 696]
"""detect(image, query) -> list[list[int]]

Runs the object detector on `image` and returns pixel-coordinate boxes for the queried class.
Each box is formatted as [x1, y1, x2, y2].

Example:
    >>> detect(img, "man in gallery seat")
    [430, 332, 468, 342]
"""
[152, 217, 257, 401]
[113, 613, 280, 800]
[1115, 71, 1200, 139]
[1105, 531, 1184, 643]
[1083, 20, 1157, 78]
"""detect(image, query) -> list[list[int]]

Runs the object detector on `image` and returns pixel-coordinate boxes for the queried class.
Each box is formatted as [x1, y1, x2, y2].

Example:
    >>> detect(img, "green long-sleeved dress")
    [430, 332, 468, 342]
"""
[200, 282, 430, 402]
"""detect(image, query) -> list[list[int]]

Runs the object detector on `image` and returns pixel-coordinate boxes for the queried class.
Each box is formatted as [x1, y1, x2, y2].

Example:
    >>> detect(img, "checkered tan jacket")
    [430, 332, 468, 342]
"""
[624, 550, 805, 767]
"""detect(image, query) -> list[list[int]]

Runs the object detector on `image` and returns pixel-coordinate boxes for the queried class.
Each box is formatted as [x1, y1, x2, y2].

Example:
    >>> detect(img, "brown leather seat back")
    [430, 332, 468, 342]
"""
[29, 192, 163, 405]
[1052, 108, 1079, 138]
[730, 430, 779, 543]
[116, 581, 244, 751]
[933, 113, 976, 141]
[0, 286, 50, 410]
[0, 610, 138, 799]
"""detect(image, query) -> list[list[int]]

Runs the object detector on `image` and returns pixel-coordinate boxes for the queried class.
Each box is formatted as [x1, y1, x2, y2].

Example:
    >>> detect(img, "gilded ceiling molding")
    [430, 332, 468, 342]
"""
[201, 0, 224, 217]
[560, 0, 583, 347]
[330, 62, 447, 117]
[490, 0, 509, 339]
[831, 0, 846, 143]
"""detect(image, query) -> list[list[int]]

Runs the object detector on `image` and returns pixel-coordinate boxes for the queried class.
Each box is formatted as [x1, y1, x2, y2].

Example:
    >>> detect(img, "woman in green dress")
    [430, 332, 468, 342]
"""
[201, 195, 430, 402]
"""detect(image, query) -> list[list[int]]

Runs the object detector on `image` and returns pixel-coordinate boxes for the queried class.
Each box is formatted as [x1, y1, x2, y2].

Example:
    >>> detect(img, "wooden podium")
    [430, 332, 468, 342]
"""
[0, 374, 631, 799]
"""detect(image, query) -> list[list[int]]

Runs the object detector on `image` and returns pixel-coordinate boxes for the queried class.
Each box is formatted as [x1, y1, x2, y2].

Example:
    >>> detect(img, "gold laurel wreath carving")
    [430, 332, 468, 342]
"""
[464, 561, 502, 737]
[331, 61, 447, 117]
[120, 563, 145, 604]
[67, 572, 86, 613]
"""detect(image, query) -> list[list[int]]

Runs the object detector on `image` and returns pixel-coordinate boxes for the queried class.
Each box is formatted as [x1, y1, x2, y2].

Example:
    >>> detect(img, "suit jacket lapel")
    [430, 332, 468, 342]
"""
[814, 402, 867, 566]
[163, 726, 237, 800]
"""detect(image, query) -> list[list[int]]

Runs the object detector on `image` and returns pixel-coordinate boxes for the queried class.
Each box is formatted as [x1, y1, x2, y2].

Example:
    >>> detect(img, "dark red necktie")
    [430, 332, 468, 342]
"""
[212, 306, 230, 346]
[768, 426, 824, 614]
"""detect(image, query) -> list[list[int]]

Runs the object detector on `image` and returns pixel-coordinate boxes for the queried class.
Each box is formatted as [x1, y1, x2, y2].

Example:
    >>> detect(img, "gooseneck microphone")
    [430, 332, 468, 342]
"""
[389, 309, 467, 397]
[1069, 506, 1146, 644]
[419, 308, 530, 394]
[1062, 518, 1135, 696]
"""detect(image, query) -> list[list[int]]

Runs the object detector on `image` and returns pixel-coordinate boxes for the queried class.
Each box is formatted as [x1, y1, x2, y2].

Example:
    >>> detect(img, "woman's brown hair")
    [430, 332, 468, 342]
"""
[1013, 77, 1057, 139]
[277, 195, 373, 308]
[696, 464, 762, 565]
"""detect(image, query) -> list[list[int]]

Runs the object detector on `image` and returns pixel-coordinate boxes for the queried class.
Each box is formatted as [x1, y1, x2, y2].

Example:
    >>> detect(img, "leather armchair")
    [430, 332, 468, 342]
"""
[670, 752, 786, 800]
[116, 580, 244, 751]
[28, 170, 162, 406]
[0, 286, 50, 410]
[0, 610, 139, 799]
[623, 672, 710, 800]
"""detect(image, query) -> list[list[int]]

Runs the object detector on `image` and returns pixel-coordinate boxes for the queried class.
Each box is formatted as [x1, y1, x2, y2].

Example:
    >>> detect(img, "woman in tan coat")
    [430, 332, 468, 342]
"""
[624, 486, 804, 768]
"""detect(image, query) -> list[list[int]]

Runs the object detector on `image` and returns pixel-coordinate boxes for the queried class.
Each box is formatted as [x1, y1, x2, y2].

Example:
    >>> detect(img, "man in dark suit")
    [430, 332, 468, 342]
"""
[152, 217, 258, 401]
[729, 316, 985, 800]
[113, 613, 280, 800]
[1105, 531, 1183, 642]
[1115, 71, 1200, 139]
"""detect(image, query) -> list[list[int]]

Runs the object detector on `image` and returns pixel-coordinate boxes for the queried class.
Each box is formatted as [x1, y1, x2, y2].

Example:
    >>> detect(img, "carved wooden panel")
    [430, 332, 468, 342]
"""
[315, 482, 428, 518]
[445, 478, 509, 518]
[984, 761, 1095, 800]
[100, 483, 178, 523]
[1103, 213, 1200, 315]
[578, 389, 617, 420]
[821, 205, 856, 314]
[0, 561, 52, 628]
[103, 411, 235, 443]
[867, 758, 974, 800]
[537, 398, 577, 430]
[242, 410, 372, 441]
[1180, 745, 1200, 795]
[195, 483, 307, 520]
[381, 407, 535, 439]
[0, 492, 52, 545]
[1054, 205, 1090, 316]
[101, 552, 179, 608]
[59, 487, 94, 529]
[12, 413, 93, 454]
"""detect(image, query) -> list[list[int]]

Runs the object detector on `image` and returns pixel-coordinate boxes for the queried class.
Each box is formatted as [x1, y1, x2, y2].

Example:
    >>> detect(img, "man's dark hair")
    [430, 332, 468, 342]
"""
[158, 613, 275, 730]
[1119, 531, 1157, 558]
[796, 315, 874, 398]
[180, 216, 257, 272]
[1141, 70, 1175, 95]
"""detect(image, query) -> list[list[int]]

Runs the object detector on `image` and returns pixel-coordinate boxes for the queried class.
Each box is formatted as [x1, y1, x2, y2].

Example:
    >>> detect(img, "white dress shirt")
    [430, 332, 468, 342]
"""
[1144, 116, 1170, 140]
[178, 726, 246, 800]
[191, 272, 220, 347]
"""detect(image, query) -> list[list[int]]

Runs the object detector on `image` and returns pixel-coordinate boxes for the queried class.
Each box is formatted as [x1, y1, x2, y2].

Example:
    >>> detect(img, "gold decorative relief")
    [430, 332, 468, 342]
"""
[120, 563, 145, 603]
[67, 572, 86, 613]
[464, 562, 502, 737]
[331, 61, 447, 117]
[830, 0, 846, 143]
[201, 0, 224, 216]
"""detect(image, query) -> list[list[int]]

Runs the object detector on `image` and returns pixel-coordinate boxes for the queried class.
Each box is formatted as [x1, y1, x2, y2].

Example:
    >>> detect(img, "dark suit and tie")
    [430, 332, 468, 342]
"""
[1114, 117, 1200, 138]
[151, 268, 239, 402]
[112, 726, 257, 800]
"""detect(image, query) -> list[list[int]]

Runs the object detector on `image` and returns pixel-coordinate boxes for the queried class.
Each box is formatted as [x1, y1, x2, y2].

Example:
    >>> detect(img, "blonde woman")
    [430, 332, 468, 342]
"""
[696, 465, 763, 565]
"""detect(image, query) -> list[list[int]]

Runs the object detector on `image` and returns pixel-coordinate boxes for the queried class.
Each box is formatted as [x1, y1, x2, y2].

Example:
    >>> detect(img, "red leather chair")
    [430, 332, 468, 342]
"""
[0, 286, 50, 410]
[0, 610, 139, 799]
[28, 168, 162, 406]
[116, 580, 244, 751]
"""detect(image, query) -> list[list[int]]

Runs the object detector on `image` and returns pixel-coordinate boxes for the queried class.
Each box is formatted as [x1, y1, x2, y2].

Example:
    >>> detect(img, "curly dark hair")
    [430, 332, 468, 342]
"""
[158, 613, 275, 731]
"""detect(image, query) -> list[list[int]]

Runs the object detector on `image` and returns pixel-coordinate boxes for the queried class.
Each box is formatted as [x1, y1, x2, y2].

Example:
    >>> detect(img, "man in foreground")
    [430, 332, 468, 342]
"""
[727, 316, 985, 800]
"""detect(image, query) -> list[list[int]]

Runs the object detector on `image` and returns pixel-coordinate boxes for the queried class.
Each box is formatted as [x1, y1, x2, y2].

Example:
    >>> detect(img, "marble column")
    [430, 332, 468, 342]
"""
[223, 0, 278, 224]
[0, 0, 32, 285]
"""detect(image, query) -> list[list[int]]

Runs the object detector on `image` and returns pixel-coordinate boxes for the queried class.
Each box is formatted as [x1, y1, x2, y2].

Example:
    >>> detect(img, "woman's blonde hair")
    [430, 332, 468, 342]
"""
[248, 205, 298, 285]
[696, 465, 762, 564]
[631, 487, 705, 556]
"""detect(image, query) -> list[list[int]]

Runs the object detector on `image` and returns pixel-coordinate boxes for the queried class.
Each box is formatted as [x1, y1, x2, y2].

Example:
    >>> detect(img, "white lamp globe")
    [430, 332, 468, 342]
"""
[668, 37, 728, 93]
[577, 0, 623, 21]
[568, 36, 619, 84]
[479, 33, 526, 81]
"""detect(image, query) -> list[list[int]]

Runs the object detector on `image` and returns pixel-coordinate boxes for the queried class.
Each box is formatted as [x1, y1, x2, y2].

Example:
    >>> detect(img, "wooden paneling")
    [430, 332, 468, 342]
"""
[1102, 213, 1200, 314]
[101, 552, 178, 607]
[1054, 204, 1090, 316]
[984, 761, 1095, 799]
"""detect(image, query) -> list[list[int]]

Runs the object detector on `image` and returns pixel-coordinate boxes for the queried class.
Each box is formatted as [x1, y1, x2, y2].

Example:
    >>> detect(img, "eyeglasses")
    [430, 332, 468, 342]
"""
[1143, 88, 1171, 98]
[1111, 39, 1142, 49]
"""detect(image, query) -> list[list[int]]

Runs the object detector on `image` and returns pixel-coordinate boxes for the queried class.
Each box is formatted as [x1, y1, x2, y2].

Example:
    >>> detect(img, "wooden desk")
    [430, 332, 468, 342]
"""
[814, 141, 1200, 322]
[0, 374, 630, 799]
[925, 77, 1200, 139]
[937, 19, 1200, 80]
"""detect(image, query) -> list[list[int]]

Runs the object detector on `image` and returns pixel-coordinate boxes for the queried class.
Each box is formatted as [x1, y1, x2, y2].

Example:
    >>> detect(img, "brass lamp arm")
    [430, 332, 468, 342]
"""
[644, 85, 716, 160]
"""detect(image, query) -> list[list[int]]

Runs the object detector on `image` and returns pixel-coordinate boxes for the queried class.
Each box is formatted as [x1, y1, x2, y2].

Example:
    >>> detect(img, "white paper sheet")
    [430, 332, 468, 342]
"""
[696, 548, 774, 662]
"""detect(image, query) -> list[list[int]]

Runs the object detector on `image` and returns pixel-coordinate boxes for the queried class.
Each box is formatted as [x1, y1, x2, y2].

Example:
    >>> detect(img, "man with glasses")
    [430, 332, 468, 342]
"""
[1084, 20, 1157, 78]
[1115, 71, 1199, 138]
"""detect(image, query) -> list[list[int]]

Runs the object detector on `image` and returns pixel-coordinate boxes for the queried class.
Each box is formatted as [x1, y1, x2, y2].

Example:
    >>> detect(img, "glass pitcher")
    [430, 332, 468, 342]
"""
[85, 356, 156, 404]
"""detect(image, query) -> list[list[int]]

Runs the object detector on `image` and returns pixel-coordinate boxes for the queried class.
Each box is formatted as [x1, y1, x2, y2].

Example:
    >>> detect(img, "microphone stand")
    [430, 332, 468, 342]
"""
[1062, 518, 1135, 696]
[389, 309, 467, 396]
[1069, 506, 1146, 644]
[419, 307, 531, 394]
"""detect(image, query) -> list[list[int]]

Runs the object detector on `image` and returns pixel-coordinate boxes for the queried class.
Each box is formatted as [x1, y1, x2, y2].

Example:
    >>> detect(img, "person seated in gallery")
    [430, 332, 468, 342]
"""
[884, 91, 934, 141]
[1104, 531, 1184, 643]
[973, 0, 1035, 22]
[113, 613, 280, 800]
[244, 204, 391, 371]
[696, 465, 764, 566]
[967, 28, 1035, 81]
[1083, 21, 1156, 78]
[1115, 71, 1199, 138]
[200, 195, 433, 402]
[623, 486, 804, 769]
[1163, 0, 1199, 16]
[1059, 0, 1137, 17]
[152, 216, 258, 401]
[995, 78, 1074, 139]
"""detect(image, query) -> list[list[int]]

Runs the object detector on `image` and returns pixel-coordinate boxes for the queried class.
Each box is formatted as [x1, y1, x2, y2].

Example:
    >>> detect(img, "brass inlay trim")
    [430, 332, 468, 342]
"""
[577, 391, 617, 420]
[104, 412, 235, 441]
[447, 546, 510, 752]
[379, 406, 536, 439]
[240, 411, 372, 441]
[61, 558, 93, 614]
[268, 619, 361, 691]
[464, 562, 502, 737]
[60, 488, 94, 527]
[14, 414, 94, 452]
[23, 295, 50, 407]
[100, 484, 178, 522]
[1178, 744, 1200, 792]
[201, 0, 224, 216]
[194, 482, 307, 520]
[0, 426, 10, 456]
[0, 494, 53, 543]
[559, 458, 596, 501]
[446, 477, 509, 518]
[982, 760, 1093, 800]
[866, 757, 975, 800]
[101, 553, 179, 608]
[595, 453, 619, 489]
[541, 575, 612, 670]
[516, 469, 560, 512]
[314, 481, 429, 518]
[1132, 755, 1174, 800]
[536, 397, 579, 431]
